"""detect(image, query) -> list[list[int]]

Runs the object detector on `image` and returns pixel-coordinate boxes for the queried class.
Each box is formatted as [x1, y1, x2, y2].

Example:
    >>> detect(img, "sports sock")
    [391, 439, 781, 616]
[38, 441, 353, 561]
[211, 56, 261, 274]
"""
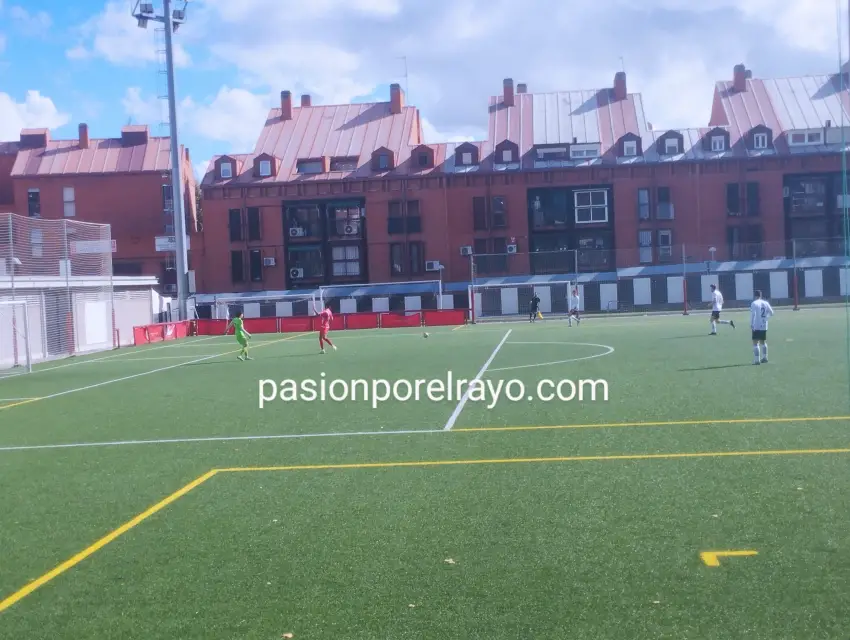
[753, 345, 760, 361]
[711, 321, 717, 333]
[762, 343, 768, 360]
[719, 320, 730, 325]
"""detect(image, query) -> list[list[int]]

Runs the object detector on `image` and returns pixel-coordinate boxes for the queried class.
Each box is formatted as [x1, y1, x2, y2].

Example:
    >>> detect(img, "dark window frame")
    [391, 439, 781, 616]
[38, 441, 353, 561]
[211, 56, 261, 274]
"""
[249, 248, 263, 282]
[228, 208, 243, 241]
[247, 207, 261, 241]
[230, 250, 244, 282]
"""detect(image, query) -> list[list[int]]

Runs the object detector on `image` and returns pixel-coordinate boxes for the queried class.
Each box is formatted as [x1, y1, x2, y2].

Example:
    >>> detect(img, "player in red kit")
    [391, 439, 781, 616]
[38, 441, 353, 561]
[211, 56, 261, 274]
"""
[313, 303, 337, 354]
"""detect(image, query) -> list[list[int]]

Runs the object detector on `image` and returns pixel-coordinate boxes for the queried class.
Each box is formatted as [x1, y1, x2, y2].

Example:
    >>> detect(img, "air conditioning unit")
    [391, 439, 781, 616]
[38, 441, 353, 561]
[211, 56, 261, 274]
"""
[263, 257, 276, 267]
[506, 244, 518, 254]
[289, 227, 306, 237]
[343, 223, 359, 235]
[163, 284, 177, 294]
[460, 245, 473, 256]
[425, 260, 442, 272]
[290, 267, 304, 279]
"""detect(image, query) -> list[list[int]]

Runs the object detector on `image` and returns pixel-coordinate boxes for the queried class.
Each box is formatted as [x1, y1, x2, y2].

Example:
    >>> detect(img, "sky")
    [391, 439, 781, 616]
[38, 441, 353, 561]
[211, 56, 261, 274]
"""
[0, 0, 846, 180]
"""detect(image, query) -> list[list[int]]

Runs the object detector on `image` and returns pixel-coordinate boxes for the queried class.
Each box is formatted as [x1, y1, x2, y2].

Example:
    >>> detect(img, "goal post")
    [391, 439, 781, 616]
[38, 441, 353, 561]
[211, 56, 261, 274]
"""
[319, 280, 444, 314]
[0, 300, 33, 377]
[212, 292, 319, 320]
[469, 281, 577, 322]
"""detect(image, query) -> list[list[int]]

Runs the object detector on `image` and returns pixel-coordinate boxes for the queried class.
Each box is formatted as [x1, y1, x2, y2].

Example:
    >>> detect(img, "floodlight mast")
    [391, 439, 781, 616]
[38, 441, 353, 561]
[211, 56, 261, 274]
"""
[132, 0, 190, 320]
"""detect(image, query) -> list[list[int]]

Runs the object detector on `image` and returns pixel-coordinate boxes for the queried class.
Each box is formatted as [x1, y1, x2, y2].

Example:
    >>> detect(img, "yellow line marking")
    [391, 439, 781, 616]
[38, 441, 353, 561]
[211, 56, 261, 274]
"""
[1, 445, 844, 613]
[452, 324, 466, 331]
[0, 469, 218, 614]
[0, 334, 308, 412]
[453, 415, 850, 434]
[217, 447, 850, 473]
[700, 550, 758, 567]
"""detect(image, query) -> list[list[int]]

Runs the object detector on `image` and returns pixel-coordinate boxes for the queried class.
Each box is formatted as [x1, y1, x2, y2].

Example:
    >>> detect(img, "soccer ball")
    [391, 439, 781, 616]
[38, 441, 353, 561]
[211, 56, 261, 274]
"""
[423, 332, 430, 338]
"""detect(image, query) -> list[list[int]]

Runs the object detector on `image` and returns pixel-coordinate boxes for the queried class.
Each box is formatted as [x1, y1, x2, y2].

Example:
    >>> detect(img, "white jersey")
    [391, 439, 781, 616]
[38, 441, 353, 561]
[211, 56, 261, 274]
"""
[711, 290, 724, 311]
[570, 295, 579, 310]
[750, 299, 774, 331]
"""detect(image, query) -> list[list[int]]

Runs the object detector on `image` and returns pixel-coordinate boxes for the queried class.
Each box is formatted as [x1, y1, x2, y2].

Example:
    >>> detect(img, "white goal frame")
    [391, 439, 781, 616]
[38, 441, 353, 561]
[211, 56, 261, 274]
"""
[469, 281, 577, 323]
[318, 280, 444, 312]
[0, 300, 33, 376]
[212, 293, 319, 320]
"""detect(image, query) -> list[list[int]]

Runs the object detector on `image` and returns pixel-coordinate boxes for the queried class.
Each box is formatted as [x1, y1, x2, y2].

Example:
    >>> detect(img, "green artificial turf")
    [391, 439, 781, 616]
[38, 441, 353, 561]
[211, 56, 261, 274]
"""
[1, 307, 849, 639]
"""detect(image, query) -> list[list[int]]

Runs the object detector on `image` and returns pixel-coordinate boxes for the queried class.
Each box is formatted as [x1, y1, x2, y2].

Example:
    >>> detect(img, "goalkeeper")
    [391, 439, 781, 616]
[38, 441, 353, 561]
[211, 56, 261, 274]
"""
[529, 293, 541, 323]
[225, 311, 252, 361]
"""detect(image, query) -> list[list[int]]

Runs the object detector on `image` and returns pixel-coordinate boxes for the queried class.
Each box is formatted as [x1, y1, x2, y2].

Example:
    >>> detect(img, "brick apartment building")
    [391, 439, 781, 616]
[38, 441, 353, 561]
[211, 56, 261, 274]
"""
[0, 124, 197, 292]
[193, 65, 848, 294]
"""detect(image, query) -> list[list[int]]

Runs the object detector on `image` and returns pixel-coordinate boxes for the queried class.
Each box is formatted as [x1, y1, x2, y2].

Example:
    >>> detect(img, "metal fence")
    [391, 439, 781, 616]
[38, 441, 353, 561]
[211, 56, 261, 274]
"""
[0, 213, 116, 370]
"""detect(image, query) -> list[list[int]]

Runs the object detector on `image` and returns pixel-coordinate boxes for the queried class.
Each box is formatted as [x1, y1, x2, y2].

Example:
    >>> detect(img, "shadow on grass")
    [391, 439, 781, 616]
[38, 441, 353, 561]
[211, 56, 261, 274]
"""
[677, 364, 751, 371]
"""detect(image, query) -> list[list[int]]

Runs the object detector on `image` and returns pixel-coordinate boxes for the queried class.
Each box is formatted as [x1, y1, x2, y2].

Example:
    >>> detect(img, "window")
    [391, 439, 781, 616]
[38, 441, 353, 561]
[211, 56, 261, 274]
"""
[162, 184, 173, 213]
[501, 149, 513, 163]
[574, 189, 608, 224]
[230, 250, 244, 282]
[287, 244, 324, 279]
[658, 230, 673, 262]
[296, 159, 324, 174]
[536, 146, 569, 161]
[570, 145, 599, 159]
[27, 189, 40, 218]
[220, 162, 233, 179]
[726, 183, 741, 216]
[789, 132, 806, 145]
[388, 201, 405, 234]
[746, 182, 760, 216]
[165, 223, 175, 235]
[753, 132, 768, 149]
[332, 245, 360, 276]
[461, 152, 473, 165]
[711, 136, 725, 152]
[491, 196, 507, 228]
[637, 188, 650, 220]
[247, 207, 261, 241]
[330, 204, 363, 237]
[113, 262, 143, 276]
[473, 238, 488, 255]
[63, 187, 76, 217]
[807, 131, 822, 144]
[473, 196, 488, 230]
[417, 152, 430, 168]
[390, 244, 405, 275]
[228, 208, 243, 242]
[656, 187, 673, 219]
[377, 154, 389, 170]
[787, 177, 827, 216]
[330, 157, 358, 172]
[258, 160, 272, 177]
[664, 138, 679, 155]
[638, 230, 652, 264]
[249, 249, 263, 282]
[409, 241, 424, 275]
[623, 140, 638, 157]
[406, 200, 422, 234]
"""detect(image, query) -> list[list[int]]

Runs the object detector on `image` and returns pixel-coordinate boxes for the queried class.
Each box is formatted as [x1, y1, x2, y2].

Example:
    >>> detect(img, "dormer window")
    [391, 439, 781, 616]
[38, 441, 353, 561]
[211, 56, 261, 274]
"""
[494, 140, 519, 166]
[418, 152, 430, 167]
[371, 147, 395, 172]
[259, 160, 271, 177]
[330, 156, 358, 171]
[220, 162, 232, 179]
[570, 144, 599, 159]
[453, 142, 479, 168]
[623, 140, 637, 157]
[711, 136, 725, 152]
[461, 152, 473, 165]
[296, 159, 324, 174]
[378, 154, 389, 170]
[807, 131, 823, 144]
[664, 138, 679, 155]
[753, 133, 768, 149]
[536, 146, 569, 161]
[501, 149, 513, 163]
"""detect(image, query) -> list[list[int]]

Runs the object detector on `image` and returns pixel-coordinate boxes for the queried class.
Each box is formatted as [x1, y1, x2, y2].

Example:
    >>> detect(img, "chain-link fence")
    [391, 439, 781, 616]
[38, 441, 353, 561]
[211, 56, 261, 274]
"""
[0, 213, 115, 372]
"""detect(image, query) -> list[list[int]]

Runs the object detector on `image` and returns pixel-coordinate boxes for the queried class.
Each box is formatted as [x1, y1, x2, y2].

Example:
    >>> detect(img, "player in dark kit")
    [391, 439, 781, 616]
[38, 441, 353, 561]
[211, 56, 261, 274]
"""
[529, 293, 541, 322]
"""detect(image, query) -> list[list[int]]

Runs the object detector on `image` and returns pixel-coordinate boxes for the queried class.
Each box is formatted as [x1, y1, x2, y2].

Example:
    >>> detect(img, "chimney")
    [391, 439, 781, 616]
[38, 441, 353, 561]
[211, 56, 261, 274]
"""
[613, 72, 627, 101]
[280, 90, 293, 120]
[79, 123, 89, 149]
[503, 78, 515, 107]
[390, 83, 404, 114]
[733, 64, 747, 92]
[517, 83, 528, 94]
[300, 94, 311, 107]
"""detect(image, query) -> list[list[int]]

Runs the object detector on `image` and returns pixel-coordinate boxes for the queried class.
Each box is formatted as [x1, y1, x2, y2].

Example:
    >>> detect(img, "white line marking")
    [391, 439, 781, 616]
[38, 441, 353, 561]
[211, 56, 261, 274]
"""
[489, 343, 615, 372]
[76, 355, 210, 363]
[0, 335, 302, 412]
[0, 398, 37, 402]
[0, 428, 444, 452]
[443, 329, 512, 431]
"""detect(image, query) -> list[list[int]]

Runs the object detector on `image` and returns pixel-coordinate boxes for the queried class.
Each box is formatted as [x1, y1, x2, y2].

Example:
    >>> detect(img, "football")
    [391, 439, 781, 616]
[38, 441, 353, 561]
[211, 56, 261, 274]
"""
[423, 332, 430, 338]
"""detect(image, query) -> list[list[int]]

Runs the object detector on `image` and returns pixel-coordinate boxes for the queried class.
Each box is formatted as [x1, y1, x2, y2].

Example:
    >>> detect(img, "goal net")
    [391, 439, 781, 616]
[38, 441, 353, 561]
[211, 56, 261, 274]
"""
[212, 292, 318, 320]
[1, 213, 115, 366]
[0, 300, 33, 377]
[319, 280, 443, 314]
[470, 281, 578, 322]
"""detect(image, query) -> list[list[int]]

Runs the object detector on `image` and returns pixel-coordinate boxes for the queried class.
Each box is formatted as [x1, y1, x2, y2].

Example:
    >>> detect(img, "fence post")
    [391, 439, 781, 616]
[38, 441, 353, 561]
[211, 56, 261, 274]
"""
[8, 214, 14, 302]
[469, 254, 476, 323]
[682, 243, 688, 315]
[792, 239, 799, 311]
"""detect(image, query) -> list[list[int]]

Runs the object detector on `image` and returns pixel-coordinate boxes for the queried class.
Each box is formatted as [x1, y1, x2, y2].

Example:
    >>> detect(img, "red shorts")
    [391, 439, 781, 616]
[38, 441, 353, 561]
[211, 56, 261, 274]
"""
[320, 326, 329, 337]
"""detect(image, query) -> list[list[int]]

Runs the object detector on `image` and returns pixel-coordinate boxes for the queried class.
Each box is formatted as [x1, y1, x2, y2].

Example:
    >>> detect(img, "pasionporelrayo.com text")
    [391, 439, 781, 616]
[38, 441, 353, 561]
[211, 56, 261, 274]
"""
[258, 372, 608, 409]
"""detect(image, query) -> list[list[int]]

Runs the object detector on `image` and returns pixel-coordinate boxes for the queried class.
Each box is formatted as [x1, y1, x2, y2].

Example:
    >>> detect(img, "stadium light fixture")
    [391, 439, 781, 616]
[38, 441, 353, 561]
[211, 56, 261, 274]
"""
[130, 0, 191, 320]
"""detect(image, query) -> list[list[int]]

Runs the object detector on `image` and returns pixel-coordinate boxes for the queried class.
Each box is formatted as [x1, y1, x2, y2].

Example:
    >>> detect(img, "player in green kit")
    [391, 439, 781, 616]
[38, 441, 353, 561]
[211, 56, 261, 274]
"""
[225, 312, 252, 360]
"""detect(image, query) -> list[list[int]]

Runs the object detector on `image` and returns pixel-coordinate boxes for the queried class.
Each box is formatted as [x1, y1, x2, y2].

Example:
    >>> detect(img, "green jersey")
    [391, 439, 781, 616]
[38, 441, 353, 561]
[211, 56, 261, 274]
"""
[232, 317, 244, 334]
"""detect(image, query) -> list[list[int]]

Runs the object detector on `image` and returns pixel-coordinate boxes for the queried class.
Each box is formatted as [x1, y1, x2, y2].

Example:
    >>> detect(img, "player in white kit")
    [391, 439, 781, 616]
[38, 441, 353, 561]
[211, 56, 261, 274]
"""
[568, 288, 581, 326]
[709, 284, 735, 335]
[750, 290, 774, 364]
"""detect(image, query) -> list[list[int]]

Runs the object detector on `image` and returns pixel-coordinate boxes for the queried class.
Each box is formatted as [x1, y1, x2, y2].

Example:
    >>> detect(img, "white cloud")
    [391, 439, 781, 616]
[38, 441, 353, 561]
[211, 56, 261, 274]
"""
[194, 158, 211, 180]
[420, 118, 482, 144]
[66, 1, 190, 67]
[0, 91, 70, 140]
[121, 87, 164, 125]
[9, 5, 52, 37]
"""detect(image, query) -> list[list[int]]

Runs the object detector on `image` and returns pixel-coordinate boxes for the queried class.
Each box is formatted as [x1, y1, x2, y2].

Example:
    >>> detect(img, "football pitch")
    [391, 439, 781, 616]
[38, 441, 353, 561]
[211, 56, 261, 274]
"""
[1, 307, 850, 639]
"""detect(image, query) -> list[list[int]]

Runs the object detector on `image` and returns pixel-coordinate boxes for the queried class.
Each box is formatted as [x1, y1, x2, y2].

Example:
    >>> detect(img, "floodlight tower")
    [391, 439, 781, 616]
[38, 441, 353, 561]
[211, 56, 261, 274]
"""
[132, 0, 190, 319]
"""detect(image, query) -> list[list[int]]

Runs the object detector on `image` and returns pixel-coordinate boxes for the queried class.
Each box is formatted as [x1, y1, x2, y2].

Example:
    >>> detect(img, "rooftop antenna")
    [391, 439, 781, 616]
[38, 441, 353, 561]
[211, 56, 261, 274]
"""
[398, 56, 409, 101]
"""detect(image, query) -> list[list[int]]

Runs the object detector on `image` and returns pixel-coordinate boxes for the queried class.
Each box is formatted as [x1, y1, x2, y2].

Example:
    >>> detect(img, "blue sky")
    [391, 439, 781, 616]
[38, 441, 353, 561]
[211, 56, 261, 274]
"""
[0, 0, 845, 179]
